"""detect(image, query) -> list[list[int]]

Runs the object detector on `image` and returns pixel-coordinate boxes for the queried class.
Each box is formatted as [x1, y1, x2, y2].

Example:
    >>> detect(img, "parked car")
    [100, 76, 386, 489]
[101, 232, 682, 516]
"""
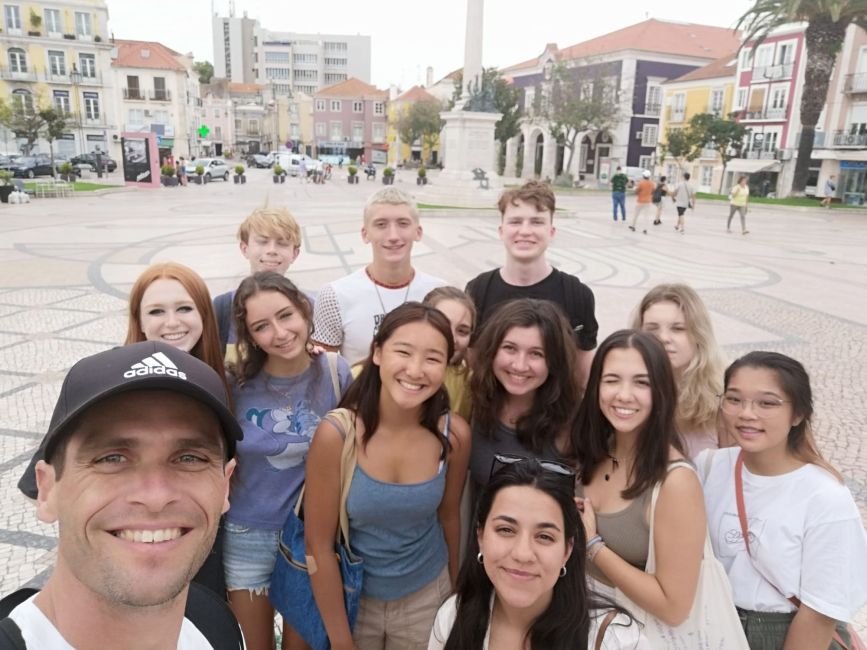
[274, 153, 323, 177]
[246, 152, 274, 168]
[54, 155, 91, 177]
[10, 155, 56, 178]
[0, 155, 12, 171]
[71, 152, 117, 172]
[184, 157, 231, 182]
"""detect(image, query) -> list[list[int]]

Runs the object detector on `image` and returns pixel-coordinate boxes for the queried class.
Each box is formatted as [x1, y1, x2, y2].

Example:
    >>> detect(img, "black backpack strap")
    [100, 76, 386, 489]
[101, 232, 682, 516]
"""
[184, 582, 245, 649]
[465, 269, 498, 343]
[0, 589, 38, 619]
[0, 617, 27, 650]
[212, 291, 234, 353]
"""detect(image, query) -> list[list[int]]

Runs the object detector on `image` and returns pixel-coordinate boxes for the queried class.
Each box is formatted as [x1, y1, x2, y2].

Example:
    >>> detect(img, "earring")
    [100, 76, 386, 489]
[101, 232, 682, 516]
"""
[476, 552, 484, 564]
[559, 566, 567, 578]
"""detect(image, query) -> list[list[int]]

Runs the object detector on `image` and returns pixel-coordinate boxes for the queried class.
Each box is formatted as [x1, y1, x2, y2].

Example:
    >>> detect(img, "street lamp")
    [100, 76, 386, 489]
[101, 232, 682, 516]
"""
[69, 64, 85, 156]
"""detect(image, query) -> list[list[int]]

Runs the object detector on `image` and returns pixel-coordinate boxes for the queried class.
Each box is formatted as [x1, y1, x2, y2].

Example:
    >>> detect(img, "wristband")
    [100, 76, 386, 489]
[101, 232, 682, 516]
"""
[586, 534, 603, 550]
[587, 540, 606, 563]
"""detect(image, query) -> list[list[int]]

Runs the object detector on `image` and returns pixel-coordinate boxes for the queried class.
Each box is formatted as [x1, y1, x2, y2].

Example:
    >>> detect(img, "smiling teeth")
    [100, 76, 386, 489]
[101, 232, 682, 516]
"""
[115, 528, 182, 543]
[398, 380, 422, 390]
[614, 407, 636, 415]
[162, 333, 187, 340]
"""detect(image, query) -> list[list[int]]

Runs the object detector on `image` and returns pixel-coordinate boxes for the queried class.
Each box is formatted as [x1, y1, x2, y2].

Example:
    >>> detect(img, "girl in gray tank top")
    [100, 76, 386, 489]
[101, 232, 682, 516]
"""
[303, 303, 471, 649]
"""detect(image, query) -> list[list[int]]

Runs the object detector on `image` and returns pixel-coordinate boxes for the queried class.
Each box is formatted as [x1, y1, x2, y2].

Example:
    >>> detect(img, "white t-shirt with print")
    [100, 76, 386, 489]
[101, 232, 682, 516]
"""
[696, 447, 867, 621]
[312, 267, 445, 365]
[9, 595, 215, 649]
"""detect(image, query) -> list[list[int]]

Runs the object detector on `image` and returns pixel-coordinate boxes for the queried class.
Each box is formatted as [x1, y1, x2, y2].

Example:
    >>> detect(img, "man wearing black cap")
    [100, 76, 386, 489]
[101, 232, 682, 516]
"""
[3, 342, 242, 649]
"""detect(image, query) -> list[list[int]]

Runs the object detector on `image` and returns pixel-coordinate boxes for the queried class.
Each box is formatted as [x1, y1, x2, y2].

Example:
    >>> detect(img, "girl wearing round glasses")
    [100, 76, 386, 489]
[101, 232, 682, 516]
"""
[573, 330, 706, 628]
[429, 457, 646, 649]
[697, 351, 867, 649]
[468, 299, 580, 494]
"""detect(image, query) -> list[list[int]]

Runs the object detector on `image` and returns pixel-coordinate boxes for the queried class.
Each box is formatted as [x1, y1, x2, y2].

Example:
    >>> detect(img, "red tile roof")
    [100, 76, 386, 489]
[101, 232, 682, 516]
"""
[228, 83, 263, 94]
[395, 85, 438, 103]
[316, 77, 387, 98]
[112, 39, 186, 71]
[667, 51, 739, 83]
[504, 19, 741, 73]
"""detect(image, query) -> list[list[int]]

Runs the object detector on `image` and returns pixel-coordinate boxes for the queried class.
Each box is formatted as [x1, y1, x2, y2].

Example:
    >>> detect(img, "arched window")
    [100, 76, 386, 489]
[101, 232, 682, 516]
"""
[11, 89, 34, 114]
[8, 48, 27, 73]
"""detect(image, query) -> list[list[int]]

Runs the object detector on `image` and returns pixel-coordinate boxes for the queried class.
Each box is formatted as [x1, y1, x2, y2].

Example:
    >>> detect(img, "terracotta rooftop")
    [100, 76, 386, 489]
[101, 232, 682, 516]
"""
[395, 85, 438, 103]
[503, 19, 741, 73]
[112, 39, 185, 71]
[316, 77, 387, 98]
[228, 82, 263, 94]
[667, 51, 739, 84]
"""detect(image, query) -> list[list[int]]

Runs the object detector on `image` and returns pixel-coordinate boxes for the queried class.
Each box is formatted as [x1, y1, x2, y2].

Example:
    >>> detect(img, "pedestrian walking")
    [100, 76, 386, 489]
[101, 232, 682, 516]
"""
[652, 175, 670, 225]
[673, 172, 695, 233]
[610, 166, 628, 221]
[728, 176, 750, 235]
[177, 157, 187, 186]
[821, 174, 836, 208]
[298, 157, 308, 182]
[629, 170, 655, 234]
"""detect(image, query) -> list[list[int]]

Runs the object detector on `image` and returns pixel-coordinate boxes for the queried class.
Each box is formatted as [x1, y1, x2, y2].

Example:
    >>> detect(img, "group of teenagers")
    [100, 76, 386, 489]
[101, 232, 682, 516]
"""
[9, 180, 867, 650]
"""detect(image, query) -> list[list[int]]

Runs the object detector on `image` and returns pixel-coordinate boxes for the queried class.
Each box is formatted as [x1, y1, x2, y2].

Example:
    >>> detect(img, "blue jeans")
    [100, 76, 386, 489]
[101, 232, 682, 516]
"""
[612, 192, 626, 220]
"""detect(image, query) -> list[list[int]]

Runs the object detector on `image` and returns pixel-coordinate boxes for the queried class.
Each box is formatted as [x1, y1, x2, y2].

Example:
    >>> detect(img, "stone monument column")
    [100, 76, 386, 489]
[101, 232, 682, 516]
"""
[461, 0, 483, 105]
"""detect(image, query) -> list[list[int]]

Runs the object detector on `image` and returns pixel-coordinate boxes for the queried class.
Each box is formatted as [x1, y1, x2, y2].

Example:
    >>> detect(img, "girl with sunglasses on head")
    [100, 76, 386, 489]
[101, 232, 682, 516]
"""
[305, 302, 471, 650]
[697, 352, 867, 649]
[223, 272, 353, 650]
[631, 283, 728, 458]
[429, 457, 647, 649]
[573, 330, 706, 629]
[468, 299, 580, 494]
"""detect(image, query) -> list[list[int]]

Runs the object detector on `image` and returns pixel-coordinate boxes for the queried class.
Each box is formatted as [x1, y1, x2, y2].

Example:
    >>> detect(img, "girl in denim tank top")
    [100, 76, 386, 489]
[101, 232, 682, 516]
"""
[305, 303, 471, 650]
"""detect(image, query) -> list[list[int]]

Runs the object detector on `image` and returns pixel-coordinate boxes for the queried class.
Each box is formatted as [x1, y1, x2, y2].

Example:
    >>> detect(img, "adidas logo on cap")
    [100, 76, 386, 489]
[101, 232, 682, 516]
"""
[123, 351, 188, 380]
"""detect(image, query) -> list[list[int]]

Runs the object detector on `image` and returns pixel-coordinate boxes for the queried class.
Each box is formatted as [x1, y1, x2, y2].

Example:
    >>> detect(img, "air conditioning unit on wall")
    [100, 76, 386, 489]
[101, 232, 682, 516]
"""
[776, 149, 793, 161]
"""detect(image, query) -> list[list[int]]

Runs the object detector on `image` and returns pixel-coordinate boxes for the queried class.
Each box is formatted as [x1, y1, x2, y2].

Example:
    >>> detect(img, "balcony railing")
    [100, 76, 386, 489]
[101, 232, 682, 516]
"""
[76, 72, 103, 86]
[737, 109, 785, 121]
[123, 88, 145, 100]
[668, 108, 686, 122]
[752, 62, 794, 80]
[844, 73, 867, 94]
[645, 102, 661, 116]
[0, 66, 38, 81]
[699, 148, 718, 159]
[745, 150, 778, 159]
[833, 131, 867, 147]
[149, 89, 171, 101]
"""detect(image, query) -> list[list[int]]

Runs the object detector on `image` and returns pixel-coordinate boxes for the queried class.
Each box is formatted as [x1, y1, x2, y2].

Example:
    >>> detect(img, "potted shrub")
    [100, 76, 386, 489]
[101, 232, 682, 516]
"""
[417, 167, 428, 186]
[272, 164, 286, 183]
[28, 10, 41, 36]
[63, 33, 75, 39]
[160, 164, 178, 187]
[59, 162, 77, 183]
[234, 164, 246, 184]
[347, 165, 359, 184]
[0, 170, 14, 204]
[382, 167, 395, 185]
[94, 34, 102, 42]
[193, 164, 205, 184]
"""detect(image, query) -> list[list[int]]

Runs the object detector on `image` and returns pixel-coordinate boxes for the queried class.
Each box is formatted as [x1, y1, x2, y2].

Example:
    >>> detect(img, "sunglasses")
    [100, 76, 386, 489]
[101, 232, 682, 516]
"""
[489, 453, 576, 486]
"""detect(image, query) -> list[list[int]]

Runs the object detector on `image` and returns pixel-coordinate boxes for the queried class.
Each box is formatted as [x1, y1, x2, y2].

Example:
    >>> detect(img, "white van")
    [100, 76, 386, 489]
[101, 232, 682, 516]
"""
[274, 153, 322, 177]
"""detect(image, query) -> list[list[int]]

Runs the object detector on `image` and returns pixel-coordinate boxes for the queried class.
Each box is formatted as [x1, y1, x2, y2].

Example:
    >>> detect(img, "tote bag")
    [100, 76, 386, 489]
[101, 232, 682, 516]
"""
[615, 461, 749, 649]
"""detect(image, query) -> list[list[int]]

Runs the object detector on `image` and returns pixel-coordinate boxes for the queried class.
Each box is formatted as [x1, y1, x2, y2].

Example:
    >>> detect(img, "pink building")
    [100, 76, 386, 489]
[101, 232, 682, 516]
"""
[313, 78, 388, 163]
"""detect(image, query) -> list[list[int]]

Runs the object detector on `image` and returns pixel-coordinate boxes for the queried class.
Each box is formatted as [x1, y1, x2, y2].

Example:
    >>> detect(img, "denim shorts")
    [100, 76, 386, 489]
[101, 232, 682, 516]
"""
[222, 521, 280, 593]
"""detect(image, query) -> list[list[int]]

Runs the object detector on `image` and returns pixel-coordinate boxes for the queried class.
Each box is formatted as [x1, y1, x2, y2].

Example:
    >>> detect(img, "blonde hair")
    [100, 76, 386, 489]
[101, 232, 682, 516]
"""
[363, 186, 419, 223]
[423, 286, 477, 331]
[632, 284, 726, 437]
[237, 206, 301, 247]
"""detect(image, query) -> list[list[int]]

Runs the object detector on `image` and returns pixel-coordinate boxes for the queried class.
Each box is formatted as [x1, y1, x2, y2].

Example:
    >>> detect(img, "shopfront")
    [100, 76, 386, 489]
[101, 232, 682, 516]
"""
[839, 160, 867, 205]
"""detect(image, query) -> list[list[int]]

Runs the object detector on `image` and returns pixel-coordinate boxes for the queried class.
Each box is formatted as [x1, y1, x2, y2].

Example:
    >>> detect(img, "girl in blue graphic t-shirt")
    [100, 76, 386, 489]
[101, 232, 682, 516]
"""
[223, 271, 352, 650]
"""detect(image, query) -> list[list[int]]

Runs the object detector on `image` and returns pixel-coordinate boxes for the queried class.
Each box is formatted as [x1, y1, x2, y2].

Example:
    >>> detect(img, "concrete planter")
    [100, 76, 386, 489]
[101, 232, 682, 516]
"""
[234, 175, 246, 184]
[161, 176, 179, 187]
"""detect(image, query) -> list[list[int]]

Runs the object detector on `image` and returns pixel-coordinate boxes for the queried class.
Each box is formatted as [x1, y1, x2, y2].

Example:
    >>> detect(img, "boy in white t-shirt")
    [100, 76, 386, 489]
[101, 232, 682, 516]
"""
[312, 187, 445, 364]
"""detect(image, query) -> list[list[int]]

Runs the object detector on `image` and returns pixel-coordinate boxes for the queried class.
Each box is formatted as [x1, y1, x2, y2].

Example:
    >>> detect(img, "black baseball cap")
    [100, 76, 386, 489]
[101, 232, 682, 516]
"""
[41, 341, 243, 462]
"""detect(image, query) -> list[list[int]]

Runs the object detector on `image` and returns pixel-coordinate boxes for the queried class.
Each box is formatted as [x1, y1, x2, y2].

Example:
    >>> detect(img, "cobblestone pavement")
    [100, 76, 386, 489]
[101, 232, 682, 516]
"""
[1, 168, 865, 632]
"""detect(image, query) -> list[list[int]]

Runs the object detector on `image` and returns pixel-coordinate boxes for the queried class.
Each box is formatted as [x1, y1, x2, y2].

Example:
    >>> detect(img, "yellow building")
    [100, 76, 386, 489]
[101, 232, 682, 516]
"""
[659, 53, 738, 193]
[1, 0, 116, 157]
[387, 85, 441, 167]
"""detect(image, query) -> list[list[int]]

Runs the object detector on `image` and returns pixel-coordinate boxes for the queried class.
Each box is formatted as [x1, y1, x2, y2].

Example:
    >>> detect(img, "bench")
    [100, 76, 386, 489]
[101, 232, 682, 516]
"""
[472, 167, 489, 190]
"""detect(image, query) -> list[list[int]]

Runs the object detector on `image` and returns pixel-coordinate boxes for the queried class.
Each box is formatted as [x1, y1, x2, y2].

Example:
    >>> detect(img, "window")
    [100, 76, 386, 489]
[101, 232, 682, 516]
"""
[315, 122, 325, 136]
[373, 102, 384, 116]
[710, 88, 725, 115]
[352, 100, 363, 113]
[234, 118, 241, 131]
[638, 155, 653, 170]
[700, 165, 713, 188]
[330, 121, 342, 138]
[372, 122, 385, 143]
[44, 8, 61, 33]
[75, 12, 92, 39]
[83, 92, 99, 120]
[153, 77, 168, 101]
[48, 51, 66, 76]
[79, 53, 96, 77]
[324, 42, 347, 52]
[248, 119, 259, 134]
[128, 108, 144, 125]
[763, 131, 779, 152]
[290, 124, 300, 138]
[324, 73, 346, 84]
[4, 5, 21, 31]
[324, 57, 347, 66]
[351, 121, 363, 142]
[777, 42, 794, 65]
[53, 90, 70, 114]
[330, 100, 342, 112]
[315, 99, 326, 111]
[739, 48, 752, 71]
[641, 124, 658, 147]
[770, 86, 787, 110]
[646, 85, 661, 114]
[524, 87, 535, 111]
[126, 75, 141, 99]
[214, 125, 222, 139]
[8, 48, 27, 73]
[266, 67, 290, 79]
[672, 93, 686, 114]
[153, 110, 169, 124]
[264, 51, 290, 62]
[735, 88, 748, 110]
[214, 108, 220, 119]
[754, 45, 772, 70]
[293, 69, 317, 81]
[293, 53, 318, 64]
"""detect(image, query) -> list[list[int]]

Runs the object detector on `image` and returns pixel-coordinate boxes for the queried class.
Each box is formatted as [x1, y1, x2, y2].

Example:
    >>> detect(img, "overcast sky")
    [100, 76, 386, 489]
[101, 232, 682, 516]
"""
[106, 0, 756, 88]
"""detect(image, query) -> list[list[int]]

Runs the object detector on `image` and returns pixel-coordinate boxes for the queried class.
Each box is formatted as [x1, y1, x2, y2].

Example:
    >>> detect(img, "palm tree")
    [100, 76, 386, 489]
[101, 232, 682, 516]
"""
[737, 1, 867, 194]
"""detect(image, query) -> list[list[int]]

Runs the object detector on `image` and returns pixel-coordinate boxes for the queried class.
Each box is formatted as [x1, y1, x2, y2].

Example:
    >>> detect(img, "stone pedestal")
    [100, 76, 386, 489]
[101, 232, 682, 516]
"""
[439, 109, 502, 181]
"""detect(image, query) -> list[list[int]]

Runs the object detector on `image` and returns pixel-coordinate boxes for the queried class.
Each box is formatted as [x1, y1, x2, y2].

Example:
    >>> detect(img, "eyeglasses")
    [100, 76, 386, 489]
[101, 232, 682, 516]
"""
[489, 453, 576, 484]
[718, 394, 790, 417]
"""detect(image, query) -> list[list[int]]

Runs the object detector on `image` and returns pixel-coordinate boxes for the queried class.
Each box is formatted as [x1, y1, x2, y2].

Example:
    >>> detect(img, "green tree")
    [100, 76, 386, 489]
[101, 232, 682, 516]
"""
[737, 0, 867, 195]
[193, 60, 214, 84]
[39, 106, 71, 176]
[659, 126, 703, 172]
[396, 100, 444, 165]
[689, 112, 750, 193]
[0, 97, 46, 155]
[543, 62, 620, 179]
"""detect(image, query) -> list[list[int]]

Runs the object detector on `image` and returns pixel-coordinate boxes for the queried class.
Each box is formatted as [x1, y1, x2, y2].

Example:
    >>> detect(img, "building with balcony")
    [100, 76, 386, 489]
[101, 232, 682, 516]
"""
[0, 0, 117, 158]
[212, 10, 370, 98]
[111, 39, 202, 161]
[499, 19, 740, 181]
[313, 77, 387, 163]
[659, 52, 738, 193]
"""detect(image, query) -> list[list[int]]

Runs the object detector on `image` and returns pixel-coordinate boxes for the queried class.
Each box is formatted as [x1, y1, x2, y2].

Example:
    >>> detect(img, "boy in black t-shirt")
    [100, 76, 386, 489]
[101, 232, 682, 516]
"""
[465, 180, 598, 389]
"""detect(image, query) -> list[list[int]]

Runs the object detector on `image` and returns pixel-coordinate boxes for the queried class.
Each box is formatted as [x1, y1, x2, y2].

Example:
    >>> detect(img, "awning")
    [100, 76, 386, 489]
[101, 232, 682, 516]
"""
[811, 149, 867, 161]
[726, 158, 782, 173]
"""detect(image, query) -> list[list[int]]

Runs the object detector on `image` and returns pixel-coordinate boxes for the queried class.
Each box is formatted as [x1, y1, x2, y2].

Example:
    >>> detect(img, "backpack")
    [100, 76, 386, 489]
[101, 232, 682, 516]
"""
[652, 182, 665, 202]
[0, 583, 244, 649]
[213, 290, 235, 355]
